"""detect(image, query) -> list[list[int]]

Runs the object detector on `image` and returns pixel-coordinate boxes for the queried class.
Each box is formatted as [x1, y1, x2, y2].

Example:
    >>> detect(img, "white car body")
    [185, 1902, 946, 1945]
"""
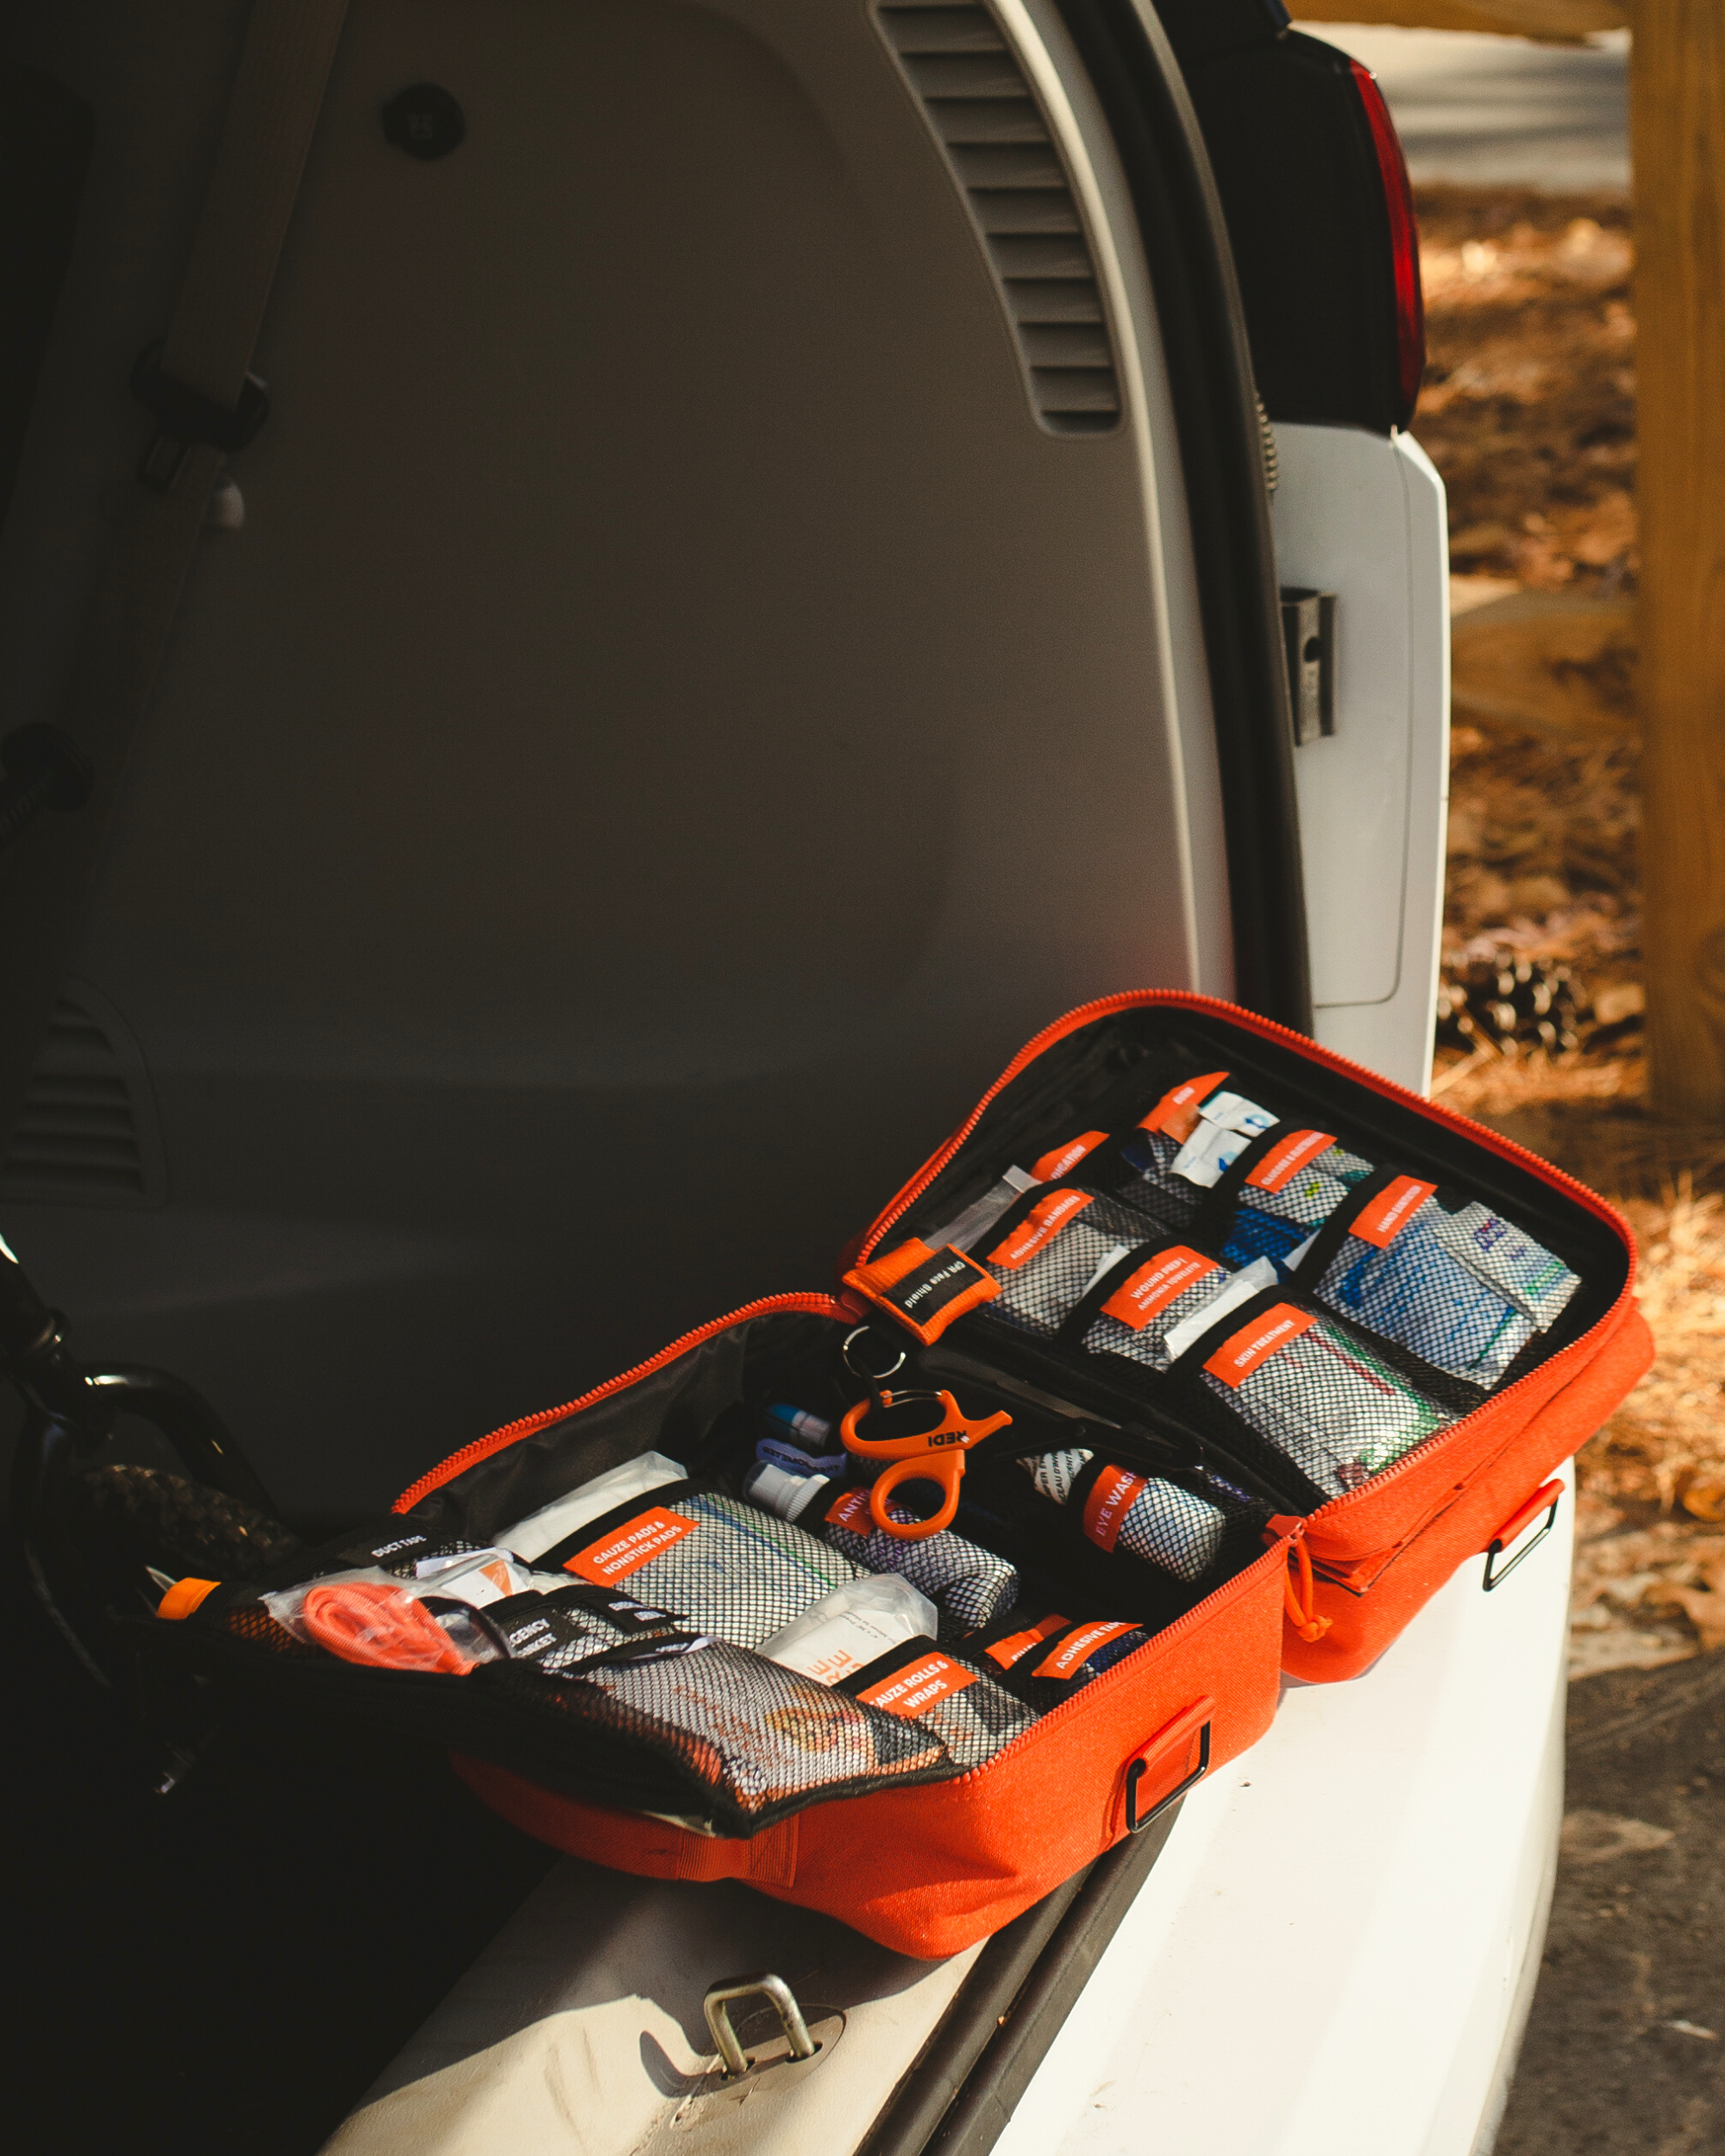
[321, 1476, 1569, 2156]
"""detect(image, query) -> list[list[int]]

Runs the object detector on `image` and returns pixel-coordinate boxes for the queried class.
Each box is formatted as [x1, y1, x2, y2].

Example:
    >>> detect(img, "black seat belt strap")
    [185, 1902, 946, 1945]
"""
[0, 0, 349, 1156]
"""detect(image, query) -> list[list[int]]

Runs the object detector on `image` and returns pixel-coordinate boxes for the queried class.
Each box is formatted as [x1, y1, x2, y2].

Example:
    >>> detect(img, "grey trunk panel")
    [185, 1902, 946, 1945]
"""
[0, 0, 1226, 1518]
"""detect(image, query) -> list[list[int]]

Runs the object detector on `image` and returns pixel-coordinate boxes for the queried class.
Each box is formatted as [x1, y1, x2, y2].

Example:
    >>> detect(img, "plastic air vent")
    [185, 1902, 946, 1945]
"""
[0, 985, 166, 1207]
[876, 3, 1121, 435]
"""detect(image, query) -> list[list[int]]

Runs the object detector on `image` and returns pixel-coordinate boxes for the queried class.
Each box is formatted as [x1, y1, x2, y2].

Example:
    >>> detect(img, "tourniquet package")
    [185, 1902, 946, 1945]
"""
[150, 992, 1651, 1957]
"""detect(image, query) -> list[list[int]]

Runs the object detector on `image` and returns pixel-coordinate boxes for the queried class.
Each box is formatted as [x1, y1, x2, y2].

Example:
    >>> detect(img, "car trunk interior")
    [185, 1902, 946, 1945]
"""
[3, 3, 1239, 2148]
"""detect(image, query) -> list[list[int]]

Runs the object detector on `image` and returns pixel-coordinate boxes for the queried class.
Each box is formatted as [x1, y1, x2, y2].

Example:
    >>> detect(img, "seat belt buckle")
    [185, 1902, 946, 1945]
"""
[130, 339, 271, 492]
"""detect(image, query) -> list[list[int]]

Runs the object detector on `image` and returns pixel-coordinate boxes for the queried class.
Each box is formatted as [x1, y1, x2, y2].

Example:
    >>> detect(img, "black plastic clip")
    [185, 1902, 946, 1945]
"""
[130, 339, 270, 492]
[1124, 1718, 1211, 1833]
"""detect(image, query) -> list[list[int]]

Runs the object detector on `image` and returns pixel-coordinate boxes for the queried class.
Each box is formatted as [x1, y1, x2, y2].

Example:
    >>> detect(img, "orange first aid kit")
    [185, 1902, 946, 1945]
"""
[160, 994, 1649, 1956]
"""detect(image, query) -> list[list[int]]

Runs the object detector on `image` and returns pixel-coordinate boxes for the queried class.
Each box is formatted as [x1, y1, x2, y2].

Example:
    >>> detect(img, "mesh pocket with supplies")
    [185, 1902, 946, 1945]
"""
[975, 1188, 1158, 1339]
[538, 1487, 862, 1651]
[1189, 1296, 1451, 1499]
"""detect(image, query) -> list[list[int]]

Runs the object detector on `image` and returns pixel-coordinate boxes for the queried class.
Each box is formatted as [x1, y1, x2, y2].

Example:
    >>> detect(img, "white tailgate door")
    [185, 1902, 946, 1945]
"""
[1272, 422, 1450, 1094]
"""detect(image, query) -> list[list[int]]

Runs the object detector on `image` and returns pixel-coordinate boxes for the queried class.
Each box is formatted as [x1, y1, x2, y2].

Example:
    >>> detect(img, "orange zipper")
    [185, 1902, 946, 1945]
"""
[392, 1292, 846, 1513]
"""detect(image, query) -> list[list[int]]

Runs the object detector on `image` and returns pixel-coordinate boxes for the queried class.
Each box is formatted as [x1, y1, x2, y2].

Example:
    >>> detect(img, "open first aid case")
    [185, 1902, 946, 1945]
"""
[146, 993, 1652, 1956]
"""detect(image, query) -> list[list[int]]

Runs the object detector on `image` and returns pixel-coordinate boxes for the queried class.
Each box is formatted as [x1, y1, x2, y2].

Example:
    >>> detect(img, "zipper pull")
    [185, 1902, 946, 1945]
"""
[1265, 1519, 1331, 1644]
[1284, 1535, 1331, 1645]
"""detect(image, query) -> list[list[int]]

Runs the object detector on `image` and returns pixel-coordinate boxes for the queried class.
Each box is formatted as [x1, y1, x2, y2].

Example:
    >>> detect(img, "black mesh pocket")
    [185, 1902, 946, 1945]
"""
[552, 1637, 954, 1816]
[1212, 1135, 1377, 1274]
[1107, 1128, 1207, 1238]
[547, 1489, 863, 1651]
[839, 1639, 1038, 1772]
[824, 1507, 1019, 1631]
[1308, 1181, 1581, 1389]
[1079, 1244, 1245, 1376]
[1189, 1294, 1452, 1499]
[917, 1663, 1036, 1770]
[1016, 1447, 1236, 1583]
[975, 1189, 1150, 1339]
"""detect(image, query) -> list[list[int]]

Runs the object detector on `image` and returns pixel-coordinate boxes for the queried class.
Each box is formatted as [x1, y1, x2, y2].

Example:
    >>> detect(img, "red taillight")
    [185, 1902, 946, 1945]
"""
[1348, 58, 1425, 428]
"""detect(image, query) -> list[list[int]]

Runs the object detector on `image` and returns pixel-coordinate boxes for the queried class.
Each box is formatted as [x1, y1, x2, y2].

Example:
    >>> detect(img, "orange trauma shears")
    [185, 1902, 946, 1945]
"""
[839, 1387, 1013, 1540]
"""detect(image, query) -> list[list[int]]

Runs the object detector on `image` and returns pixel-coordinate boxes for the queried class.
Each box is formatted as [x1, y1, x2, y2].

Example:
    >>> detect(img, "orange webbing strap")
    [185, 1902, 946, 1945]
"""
[1283, 1536, 1332, 1645]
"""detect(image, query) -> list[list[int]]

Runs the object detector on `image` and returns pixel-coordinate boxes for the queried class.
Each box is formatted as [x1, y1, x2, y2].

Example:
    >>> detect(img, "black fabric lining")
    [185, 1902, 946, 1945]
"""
[899, 1037, 1166, 1249]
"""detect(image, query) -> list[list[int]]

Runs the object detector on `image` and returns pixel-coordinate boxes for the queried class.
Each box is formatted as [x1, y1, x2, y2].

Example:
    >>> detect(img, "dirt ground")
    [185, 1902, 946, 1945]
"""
[1411, 187, 1725, 2153]
[1498, 1658, 1725, 2155]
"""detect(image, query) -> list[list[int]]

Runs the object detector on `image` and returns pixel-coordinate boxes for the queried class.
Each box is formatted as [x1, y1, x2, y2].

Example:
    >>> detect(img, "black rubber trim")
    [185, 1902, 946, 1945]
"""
[855, 1799, 1183, 2156]
[1056, 0, 1312, 1036]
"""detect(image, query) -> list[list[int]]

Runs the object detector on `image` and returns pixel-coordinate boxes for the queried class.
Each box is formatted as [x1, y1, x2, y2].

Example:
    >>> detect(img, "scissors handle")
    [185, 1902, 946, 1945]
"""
[838, 1389, 1013, 1541]
[870, 1454, 963, 1539]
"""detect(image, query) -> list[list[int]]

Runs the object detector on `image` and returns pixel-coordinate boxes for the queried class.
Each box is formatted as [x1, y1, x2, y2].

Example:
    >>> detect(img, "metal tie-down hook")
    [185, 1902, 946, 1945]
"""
[702, 1973, 817, 2079]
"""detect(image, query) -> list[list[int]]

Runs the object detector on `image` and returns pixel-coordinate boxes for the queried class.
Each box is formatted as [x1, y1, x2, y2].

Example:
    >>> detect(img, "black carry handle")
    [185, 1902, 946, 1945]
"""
[1122, 1700, 1214, 1833]
[1482, 1479, 1565, 1593]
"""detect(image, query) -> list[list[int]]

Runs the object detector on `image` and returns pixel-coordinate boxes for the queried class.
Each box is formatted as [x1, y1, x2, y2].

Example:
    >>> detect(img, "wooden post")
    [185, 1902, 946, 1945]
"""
[1293, 3, 1628, 35]
[1633, 1, 1725, 1122]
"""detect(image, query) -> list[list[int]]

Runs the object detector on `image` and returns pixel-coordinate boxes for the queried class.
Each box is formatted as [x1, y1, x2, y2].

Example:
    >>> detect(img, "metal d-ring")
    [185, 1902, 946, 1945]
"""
[843, 1325, 907, 1414]
[702, 1972, 817, 2078]
[842, 1325, 906, 1385]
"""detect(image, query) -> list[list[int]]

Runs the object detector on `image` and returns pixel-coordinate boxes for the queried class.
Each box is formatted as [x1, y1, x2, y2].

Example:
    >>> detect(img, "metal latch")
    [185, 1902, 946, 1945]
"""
[1280, 586, 1337, 745]
[703, 1973, 819, 2079]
